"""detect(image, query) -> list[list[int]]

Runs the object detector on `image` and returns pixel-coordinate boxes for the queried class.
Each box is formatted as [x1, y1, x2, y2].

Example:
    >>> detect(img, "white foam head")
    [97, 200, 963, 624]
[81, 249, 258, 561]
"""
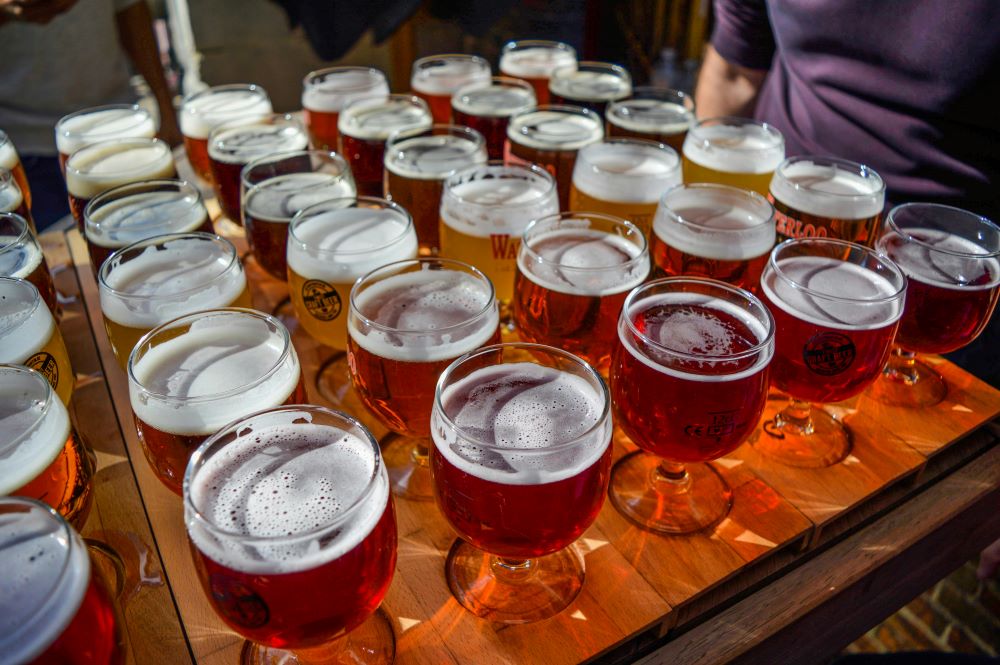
[770, 157, 885, 220]
[877, 228, 1000, 292]
[0, 217, 42, 280]
[507, 107, 604, 151]
[208, 121, 309, 165]
[85, 185, 208, 250]
[0, 367, 71, 494]
[99, 234, 247, 329]
[683, 117, 784, 174]
[549, 63, 632, 103]
[0, 279, 54, 364]
[0, 138, 18, 170]
[0, 498, 90, 663]
[180, 85, 273, 140]
[339, 96, 433, 141]
[441, 164, 558, 238]
[245, 173, 357, 223]
[384, 129, 487, 180]
[55, 105, 156, 155]
[451, 80, 536, 118]
[412, 55, 491, 96]
[607, 97, 694, 135]
[500, 42, 577, 79]
[302, 67, 389, 113]
[432, 361, 610, 485]
[349, 266, 499, 362]
[185, 411, 389, 575]
[762, 254, 904, 330]
[65, 139, 175, 199]
[573, 140, 681, 204]
[653, 184, 776, 261]
[0, 169, 24, 213]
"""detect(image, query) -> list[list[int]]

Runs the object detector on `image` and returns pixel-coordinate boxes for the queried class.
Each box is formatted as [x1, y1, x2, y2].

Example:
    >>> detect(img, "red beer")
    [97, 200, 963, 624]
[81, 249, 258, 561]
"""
[451, 77, 536, 160]
[302, 66, 389, 150]
[411, 54, 491, 123]
[548, 61, 632, 118]
[499, 39, 577, 106]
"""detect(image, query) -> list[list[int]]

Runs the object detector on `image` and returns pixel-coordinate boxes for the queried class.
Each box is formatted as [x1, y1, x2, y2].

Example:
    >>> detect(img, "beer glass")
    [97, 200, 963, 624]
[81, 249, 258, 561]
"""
[651, 183, 776, 290]
[65, 137, 176, 231]
[185, 406, 396, 663]
[0, 278, 74, 406]
[611, 277, 774, 533]
[0, 167, 34, 231]
[513, 211, 649, 374]
[682, 117, 785, 197]
[431, 342, 612, 623]
[55, 103, 156, 171]
[84, 179, 212, 275]
[128, 308, 305, 495]
[1, 212, 57, 313]
[302, 66, 389, 151]
[384, 124, 488, 255]
[770, 156, 885, 245]
[754, 238, 906, 467]
[207, 113, 309, 222]
[568, 138, 682, 237]
[606, 86, 696, 152]
[507, 105, 604, 210]
[451, 77, 536, 159]
[0, 366, 93, 528]
[180, 84, 273, 184]
[411, 54, 491, 123]
[339, 94, 432, 197]
[0, 130, 32, 211]
[548, 61, 632, 118]
[872, 204, 1000, 407]
[348, 258, 501, 500]
[439, 162, 557, 315]
[499, 39, 577, 105]
[99, 233, 251, 370]
[0, 497, 122, 664]
[242, 150, 357, 280]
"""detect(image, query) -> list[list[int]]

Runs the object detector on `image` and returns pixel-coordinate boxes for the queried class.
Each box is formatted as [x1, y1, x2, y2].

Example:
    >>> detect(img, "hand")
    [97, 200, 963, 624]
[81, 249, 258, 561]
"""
[0, 0, 79, 24]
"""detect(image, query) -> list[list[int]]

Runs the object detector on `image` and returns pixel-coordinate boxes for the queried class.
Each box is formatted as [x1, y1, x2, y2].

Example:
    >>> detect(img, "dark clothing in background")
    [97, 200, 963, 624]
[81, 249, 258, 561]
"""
[22, 156, 69, 231]
[271, 0, 422, 60]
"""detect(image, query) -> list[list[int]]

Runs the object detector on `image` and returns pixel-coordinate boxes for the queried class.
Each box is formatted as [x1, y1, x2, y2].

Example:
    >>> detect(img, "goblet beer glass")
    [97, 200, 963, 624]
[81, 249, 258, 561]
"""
[548, 61, 632, 118]
[872, 204, 1000, 407]
[451, 77, 536, 159]
[1, 212, 57, 313]
[411, 54, 491, 123]
[55, 104, 156, 171]
[606, 86, 695, 152]
[348, 258, 501, 500]
[431, 342, 612, 623]
[754, 238, 906, 466]
[499, 39, 577, 105]
[301, 66, 389, 150]
[682, 117, 784, 197]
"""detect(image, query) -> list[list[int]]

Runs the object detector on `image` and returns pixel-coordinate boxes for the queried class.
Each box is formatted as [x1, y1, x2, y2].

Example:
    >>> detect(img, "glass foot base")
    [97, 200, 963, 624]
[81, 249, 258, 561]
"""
[315, 352, 358, 411]
[609, 451, 732, 534]
[241, 608, 395, 664]
[380, 433, 433, 502]
[445, 539, 584, 624]
[752, 403, 851, 468]
[869, 360, 947, 408]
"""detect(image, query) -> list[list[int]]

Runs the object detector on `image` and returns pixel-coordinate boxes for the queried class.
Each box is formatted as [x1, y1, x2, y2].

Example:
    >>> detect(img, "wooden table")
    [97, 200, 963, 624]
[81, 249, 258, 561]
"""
[45, 226, 1000, 665]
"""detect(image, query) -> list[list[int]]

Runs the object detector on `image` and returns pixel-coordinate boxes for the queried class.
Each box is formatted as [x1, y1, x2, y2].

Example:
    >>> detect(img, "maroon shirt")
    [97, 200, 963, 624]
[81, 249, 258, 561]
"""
[711, 0, 1000, 220]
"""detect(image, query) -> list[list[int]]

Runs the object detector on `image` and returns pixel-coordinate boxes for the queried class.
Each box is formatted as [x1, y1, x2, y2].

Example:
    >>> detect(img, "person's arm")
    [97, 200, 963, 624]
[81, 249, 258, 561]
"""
[115, 0, 181, 145]
[694, 45, 768, 119]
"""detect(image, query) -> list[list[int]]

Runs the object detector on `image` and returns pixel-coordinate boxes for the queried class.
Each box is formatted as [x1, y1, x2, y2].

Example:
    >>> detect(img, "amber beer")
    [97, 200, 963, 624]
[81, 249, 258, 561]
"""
[513, 212, 649, 374]
[302, 66, 389, 150]
[180, 84, 273, 183]
[84, 179, 212, 274]
[451, 77, 536, 159]
[0, 498, 122, 664]
[568, 138, 682, 237]
[65, 137, 176, 231]
[288, 198, 418, 350]
[499, 39, 577, 105]
[411, 54, 491, 123]
[0, 130, 32, 210]
[606, 86, 696, 152]
[1, 212, 57, 312]
[0, 167, 36, 231]
[54, 103, 156, 171]
[548, 61, 632, 118]
[384, 124, 488, 255]
[507, 105, 604, 210]
[682, 117, 784, 197]
[98, 233, 251, 370]
[0, 278, 74, 406]
[241, 150, 357, 280]
[129, 309, 305, 495]
[651, 184, 776, 290]
[439, 163, 557, 306]
[0, 366, 93, 528]
[184, 406, 396, 655]
[769, 156, 886, 245]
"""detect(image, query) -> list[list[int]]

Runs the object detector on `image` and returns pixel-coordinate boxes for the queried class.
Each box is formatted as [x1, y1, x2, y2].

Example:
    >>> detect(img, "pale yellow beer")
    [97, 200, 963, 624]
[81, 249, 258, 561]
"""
[682, 117, 784, 196]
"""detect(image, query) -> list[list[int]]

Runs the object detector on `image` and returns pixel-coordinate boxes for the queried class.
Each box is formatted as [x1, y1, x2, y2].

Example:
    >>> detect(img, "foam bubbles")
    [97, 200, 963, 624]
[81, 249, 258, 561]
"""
[607, 98, 694, 135]
[339, 97, 433, 141]
[384, 133, 487, 180]
[441, 172, 558, 238]
[66, 140, 175, 199]
[412, 57, 491, 96]
[0, 280, 56, 365]
[653, 186, 775, 261]
[573, 141, 681, 204]
[209, 124, 309, 165]
[771, 158, 884, 219]
[518, 227, 648, 296]
[86, 190, 208, 250]
[245, 173, 357, 223]
[180, 88, 273, 139]
[56, 107, 156, 155]
[507, 109, 604, 151]
[683, 122, 784, 174]
[452, 84, 536, 118]
[500, 47, 576, 79]
[302, 69, 389, 113]
[549, 69, 631, 103]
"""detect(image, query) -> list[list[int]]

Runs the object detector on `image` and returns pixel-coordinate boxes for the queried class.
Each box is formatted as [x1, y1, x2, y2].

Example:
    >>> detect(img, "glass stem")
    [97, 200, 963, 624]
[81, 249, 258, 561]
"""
[775, 398, 815, 436]
[412, 439, 430, 467]
[490, 556, 536, 583]
[885, 347, 921, 385]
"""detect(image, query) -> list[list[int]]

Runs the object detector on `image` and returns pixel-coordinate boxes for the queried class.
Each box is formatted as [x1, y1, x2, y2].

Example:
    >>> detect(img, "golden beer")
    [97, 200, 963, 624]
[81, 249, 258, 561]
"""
[606, 86, 695, 152]
[682, 117, 784, 196]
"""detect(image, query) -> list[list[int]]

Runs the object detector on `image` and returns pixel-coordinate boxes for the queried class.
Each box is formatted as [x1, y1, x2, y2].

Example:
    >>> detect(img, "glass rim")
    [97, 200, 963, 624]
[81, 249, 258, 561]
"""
[607, 86, 696, 117]
[0, 128, 10, 145]
[240, 149, 351, 191]
[0, 211, 33, 252]
[551, 60, 631, 80]
[885, 202, 1000, 259]
[181, 83, 269, 111]
[412, 53, 490, 73]
[341, 92, 427, 114]
[507, 104, 604, 148]
[0, 365, 57, 457]
[99, 231, 241, 300]
[658, 183, 775, 234]
[64, 137, 171, 178]
[501, 38, 577, 54]
[55, 103, 150, 139]
[349, 257, 497, 336]
[622, 276, 776, 363]
[128, 307, 293, 404]
[84, 178, 203, 234]
[768, 237, 907, 304]
[688, 115, 784, 153]
[302, 65, 387, 93]
[0, 277, 43, 337]
[183, 404, 384, 545]
[385, 122, 486, 151]
[774, 155, 885, 199]
[576, 137, 680, 175]
[442, 160, 556, 207]
[452, 76, 537, 107]
[208, 112, 303, 145]
[433, 342, 610, 455]
[288, 196, 415, 257]
[520, 210, 649, 273]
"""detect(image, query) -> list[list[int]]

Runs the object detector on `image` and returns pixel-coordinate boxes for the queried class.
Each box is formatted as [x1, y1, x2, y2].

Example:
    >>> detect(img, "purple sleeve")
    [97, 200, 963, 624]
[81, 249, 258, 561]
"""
[710, 0, 776, 71]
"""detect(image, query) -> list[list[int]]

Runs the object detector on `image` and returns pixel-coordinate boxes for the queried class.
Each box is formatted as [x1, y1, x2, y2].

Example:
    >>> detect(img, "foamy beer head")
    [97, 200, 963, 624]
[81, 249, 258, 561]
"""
[55, 103, 156, 160]
[180, 84, 273, 141]
[384, 124, 488, 182]
[302, 66, 389, 115]
[0, 130, 20, 172]
[0, 168, 26, 217]
[0, 365, 70, 495]
[507, 105, 605, 154]
[339, 94, 433, 143]
[0, 212, 43, 281]
[548, 61, 632, 115]
[606, 86, 695, 150]
[770, 155, 885, 244]
[452, 77, 536, 119]
[500, 39, 577, 104]
[411, 54, 491, 122]
[682, 117, 785, 196]
[208, 114, 309, 167]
